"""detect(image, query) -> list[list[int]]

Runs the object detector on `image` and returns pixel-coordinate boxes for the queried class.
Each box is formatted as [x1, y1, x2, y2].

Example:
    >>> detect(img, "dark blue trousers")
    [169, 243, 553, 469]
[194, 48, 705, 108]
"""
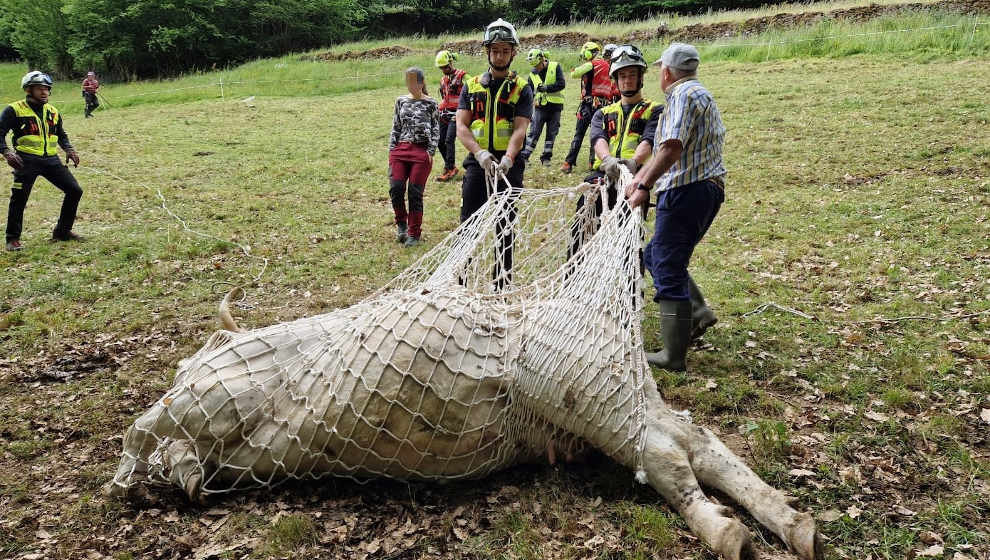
[521, 105, 562, 162]
[644, 178, 724, 301]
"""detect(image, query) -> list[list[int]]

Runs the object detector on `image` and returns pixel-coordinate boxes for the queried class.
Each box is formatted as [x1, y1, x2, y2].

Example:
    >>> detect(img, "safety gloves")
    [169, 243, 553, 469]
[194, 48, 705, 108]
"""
[476, 149, 497, 172]
[617, 158, 639, 174]
[601, 155, 639, 181]
[599, 155, 621, 180]
[497, 155, 513, 174]
[65, 151, 80, 168]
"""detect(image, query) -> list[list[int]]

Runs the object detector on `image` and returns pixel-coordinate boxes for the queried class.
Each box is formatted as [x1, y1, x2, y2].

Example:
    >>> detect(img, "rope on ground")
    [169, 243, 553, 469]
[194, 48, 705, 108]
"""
[77, 164, 269, 290]
[742, 302, 819, 321]
[740, 303, 989, 325]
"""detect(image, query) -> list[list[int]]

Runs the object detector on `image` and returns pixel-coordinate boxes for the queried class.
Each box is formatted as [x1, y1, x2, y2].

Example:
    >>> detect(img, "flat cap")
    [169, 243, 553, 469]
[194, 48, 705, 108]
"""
[653, 42, 700, 71]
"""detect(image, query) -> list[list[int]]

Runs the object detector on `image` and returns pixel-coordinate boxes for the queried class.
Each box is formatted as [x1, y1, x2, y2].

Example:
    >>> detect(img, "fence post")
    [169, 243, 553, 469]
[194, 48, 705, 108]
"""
[219, 76, 225, 100]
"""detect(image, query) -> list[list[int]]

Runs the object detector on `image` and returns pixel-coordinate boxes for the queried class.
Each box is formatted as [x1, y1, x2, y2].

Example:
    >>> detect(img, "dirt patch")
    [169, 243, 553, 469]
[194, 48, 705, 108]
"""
[307, 0, 990, 61]
[427, 0, 989, 56]
[304, 45, 413, 62]
[2, 329, 180, 384]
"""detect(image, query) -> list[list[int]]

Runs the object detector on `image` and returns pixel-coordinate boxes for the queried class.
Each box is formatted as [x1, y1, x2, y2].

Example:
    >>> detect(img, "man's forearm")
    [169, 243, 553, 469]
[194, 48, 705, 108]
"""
[593, 138, 610, 161]
[457, 125, 482, 155]
[505, 121, 529, 160]
[632, 141, 652, 164]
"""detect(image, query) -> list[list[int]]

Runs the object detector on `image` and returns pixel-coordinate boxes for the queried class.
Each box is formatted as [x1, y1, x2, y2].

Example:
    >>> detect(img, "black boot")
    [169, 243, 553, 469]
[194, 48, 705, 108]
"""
[646, 299, 692, 371]
[396, 222, 408, 243]
[688, 274, 718, 339]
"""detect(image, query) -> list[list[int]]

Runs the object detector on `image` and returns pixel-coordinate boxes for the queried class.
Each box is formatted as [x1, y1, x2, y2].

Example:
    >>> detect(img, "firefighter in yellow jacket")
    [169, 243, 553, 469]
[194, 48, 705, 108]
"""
[456, 18, 533, 289]
[520, 48, 565, 167]
[1, 72, 83, 251]
[570, 45, 660, 256]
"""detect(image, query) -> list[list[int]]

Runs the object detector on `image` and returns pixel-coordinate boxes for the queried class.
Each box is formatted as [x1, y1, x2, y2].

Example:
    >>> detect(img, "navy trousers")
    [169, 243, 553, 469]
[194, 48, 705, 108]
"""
[644, 179, 724, 301]
[521, 105, 562, 162]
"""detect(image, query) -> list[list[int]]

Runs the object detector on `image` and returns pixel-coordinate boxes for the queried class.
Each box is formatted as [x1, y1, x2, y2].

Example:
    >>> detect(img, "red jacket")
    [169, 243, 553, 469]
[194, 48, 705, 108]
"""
[82, 78, 99, 93]
[438, 69, 467, 115]
[589, 59, 612, 98]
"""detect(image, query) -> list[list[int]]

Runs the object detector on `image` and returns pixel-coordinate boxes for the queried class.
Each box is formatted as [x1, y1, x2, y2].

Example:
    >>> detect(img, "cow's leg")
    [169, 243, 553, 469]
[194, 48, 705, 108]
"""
[641, 424, 755, 560]
[682, 423, 824, 560]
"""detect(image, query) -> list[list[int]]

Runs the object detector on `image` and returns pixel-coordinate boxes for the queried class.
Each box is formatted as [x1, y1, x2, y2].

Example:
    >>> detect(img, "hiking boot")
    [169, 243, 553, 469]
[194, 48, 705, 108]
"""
[646, 299, 693, 371]
[403, 236, 420, 247]
[6, 239, 22, 251]
[396, 222, 408, 243]
[51, 231, 85, 242]
[561, 162, 573, 174]
[437, 168, 459, 182]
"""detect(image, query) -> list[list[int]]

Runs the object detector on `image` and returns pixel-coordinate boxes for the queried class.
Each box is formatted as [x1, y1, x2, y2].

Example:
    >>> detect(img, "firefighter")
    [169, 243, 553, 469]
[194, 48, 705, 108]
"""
[455, 18, 533, 289]
[434, 50, 468, 182]
[2, 72, 84, 251]
[520, 48, 565, 167]
[570, 45, 660, 256]
[561, 41, 614, 174]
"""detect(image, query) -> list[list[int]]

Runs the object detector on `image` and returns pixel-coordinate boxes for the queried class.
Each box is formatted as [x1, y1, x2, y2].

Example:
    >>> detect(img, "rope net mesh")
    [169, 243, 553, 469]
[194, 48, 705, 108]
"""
[110, 171, 656, 498]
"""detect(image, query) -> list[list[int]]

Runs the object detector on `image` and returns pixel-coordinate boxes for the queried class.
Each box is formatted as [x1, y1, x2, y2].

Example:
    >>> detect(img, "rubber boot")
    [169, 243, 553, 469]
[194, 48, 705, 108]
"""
[396, 222, 408, 243]
[688, 274, 718, 340]
[646, 299, 693, 371]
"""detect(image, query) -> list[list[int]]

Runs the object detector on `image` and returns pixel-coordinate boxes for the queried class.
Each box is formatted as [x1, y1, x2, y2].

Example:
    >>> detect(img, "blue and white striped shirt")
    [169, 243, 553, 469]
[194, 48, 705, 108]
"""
[653, 78, 725, 192]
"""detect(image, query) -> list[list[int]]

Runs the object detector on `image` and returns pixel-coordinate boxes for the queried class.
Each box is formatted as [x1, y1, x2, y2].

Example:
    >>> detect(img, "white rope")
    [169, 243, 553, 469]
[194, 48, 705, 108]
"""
[110, 170, 655, 497]
[78, 164, 269, 285]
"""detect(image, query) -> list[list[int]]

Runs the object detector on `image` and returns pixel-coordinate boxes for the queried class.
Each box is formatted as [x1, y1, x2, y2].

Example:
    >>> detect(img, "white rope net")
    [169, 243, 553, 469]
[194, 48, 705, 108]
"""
[110, 169, 656, 499]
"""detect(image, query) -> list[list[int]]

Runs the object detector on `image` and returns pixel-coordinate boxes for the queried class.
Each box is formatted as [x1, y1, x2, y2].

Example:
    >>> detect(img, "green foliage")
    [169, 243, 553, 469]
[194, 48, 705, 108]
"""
[4, 0, 820, 78]
[742, 419, 792, 466]
[263, 514, 317, 553]
[4, 0, 72, 74]
[510, 0, 774, 24]
[63, 0, 366, 78]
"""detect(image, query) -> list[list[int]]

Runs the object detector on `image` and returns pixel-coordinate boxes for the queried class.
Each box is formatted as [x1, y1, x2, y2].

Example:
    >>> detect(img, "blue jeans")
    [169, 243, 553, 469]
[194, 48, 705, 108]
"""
[644, 179, 724, 301]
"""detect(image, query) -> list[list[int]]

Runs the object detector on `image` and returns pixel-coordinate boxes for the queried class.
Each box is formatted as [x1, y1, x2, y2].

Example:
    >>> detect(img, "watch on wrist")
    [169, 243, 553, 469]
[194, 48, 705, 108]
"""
[636, 182, 650, 192]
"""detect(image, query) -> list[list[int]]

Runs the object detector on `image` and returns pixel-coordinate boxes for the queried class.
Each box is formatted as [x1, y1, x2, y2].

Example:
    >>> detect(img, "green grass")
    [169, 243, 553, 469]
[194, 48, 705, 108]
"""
[2, 9, 983, 113]
[0, 6, 988, 560]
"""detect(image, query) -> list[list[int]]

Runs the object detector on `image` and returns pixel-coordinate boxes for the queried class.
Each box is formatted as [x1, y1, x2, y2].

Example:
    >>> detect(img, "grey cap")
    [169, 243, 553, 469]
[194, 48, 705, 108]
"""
[653, 42, 700, 71]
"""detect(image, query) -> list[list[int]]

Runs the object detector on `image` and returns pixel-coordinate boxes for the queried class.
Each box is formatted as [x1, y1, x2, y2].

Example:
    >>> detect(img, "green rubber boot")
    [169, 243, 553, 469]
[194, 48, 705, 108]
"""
[646, 299, 693, 371]
[688, 274, 718, 340]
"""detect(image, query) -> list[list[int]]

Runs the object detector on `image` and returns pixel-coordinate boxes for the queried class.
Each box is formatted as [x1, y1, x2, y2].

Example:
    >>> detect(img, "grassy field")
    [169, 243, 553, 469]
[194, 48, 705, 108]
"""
[1, 6, 989, 560]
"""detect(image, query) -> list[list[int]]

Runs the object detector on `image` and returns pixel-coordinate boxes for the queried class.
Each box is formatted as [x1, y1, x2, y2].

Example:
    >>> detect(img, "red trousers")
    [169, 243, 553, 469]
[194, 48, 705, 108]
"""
[388, 142, 431, 238]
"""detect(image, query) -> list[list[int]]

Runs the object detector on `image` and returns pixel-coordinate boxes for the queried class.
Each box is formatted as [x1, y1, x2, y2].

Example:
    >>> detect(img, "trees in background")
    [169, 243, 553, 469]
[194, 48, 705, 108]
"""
[3, 0, 783, 79]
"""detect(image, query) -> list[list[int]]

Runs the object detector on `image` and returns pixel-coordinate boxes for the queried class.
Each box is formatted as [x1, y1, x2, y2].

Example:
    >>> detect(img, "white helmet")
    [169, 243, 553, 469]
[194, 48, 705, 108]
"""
[483, 18, 520, 46]
[21, 71, 53, 90]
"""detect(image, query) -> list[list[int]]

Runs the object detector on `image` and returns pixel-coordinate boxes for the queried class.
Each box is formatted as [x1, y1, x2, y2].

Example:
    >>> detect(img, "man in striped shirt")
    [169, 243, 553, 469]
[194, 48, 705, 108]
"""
[626, 43, 725, 372]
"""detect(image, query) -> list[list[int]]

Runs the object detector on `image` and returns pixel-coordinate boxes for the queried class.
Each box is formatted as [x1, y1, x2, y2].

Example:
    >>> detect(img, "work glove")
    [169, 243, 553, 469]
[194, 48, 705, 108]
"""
[475, 149, 497, 172]
[599, 155, 621, 181]
[617, 158, 639, 174]
[3, 149, 23, 170]
[536, 85, 547, 93]
[497, 155, 513, 174]
[65, 150, 80, 168]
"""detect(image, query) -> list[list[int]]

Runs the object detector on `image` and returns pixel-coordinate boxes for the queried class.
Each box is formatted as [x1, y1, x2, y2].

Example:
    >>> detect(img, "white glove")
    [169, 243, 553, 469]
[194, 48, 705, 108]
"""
[599, 155, 621, 180]
[476, 150, 497, 172]
[497, 155, 513, 174]
[617, 158, 639, 174]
